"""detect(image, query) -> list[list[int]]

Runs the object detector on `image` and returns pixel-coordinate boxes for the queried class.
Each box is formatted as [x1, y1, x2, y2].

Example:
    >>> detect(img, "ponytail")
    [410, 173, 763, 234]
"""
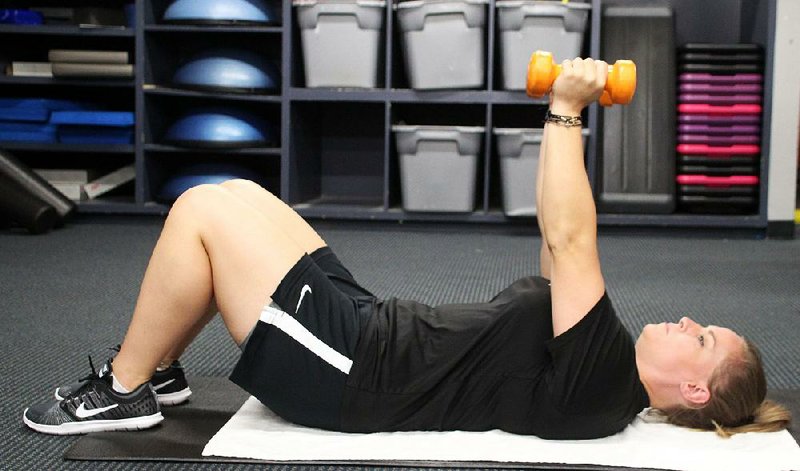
[710, 400, 792, 438]
[653, 340, 792, 438]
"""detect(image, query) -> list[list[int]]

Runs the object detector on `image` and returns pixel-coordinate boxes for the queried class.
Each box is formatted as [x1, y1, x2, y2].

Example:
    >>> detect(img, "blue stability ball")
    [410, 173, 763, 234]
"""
[163, 0, 276, 25]
[173, 49, 279, 93]
[164, 108, 272, 148]
[158, 163, 263, 202]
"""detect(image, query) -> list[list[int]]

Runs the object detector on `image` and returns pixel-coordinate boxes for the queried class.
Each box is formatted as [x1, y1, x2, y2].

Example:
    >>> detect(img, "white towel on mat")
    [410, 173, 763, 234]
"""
[203, 396, 800, 471]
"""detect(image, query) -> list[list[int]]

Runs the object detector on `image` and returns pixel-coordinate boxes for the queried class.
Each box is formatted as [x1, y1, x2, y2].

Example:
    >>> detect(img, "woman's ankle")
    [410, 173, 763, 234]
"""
[109, 360, 151, 392]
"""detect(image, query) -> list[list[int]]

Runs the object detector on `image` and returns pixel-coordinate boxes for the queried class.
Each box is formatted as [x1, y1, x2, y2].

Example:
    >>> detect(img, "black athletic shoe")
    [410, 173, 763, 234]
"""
[24, 358, 163, 435]
[143, 361, 192, 406]
[55, 349, 192, 406]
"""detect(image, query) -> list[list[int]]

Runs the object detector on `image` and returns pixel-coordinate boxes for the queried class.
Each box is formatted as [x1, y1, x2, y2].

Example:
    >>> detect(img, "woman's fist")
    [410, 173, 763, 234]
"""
[550, 58, 609, 116]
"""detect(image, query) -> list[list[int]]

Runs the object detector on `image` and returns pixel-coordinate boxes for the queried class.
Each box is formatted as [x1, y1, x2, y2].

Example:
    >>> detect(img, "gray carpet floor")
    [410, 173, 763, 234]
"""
[1, 217, 799, 470]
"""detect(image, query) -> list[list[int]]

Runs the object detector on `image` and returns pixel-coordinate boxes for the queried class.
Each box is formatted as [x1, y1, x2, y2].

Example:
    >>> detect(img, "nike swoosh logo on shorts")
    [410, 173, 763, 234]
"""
[153, 379, 175, 391]
[296, 284, 312, 313]
[74, 402, 119, 419]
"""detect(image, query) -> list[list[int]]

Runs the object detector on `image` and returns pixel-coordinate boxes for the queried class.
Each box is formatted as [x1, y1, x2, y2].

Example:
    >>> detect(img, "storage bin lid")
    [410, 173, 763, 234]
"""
[294, 0, 385, 30]
[494, 128, 589, 157]
[604, 5, 672, 18]
[493, 127, 589, 136]
[495, 0, 590, 32]
[393, 124, 485, 133]
[495, 0, 590, 10]
[293, 0, 385, 7]
[493, 127, 542, 136]
[393, 124, 484, 155]
[395, 0, 488, 31]
[396, 0, 488, 10]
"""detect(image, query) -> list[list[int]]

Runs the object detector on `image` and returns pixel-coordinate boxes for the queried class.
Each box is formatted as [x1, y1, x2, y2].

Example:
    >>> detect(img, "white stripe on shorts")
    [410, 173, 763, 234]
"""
[259, 304, 353, 374]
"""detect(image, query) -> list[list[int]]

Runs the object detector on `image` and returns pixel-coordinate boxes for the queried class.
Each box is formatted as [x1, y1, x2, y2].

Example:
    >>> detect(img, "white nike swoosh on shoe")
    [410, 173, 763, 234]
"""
[295, 284, 312, 313]
[74, 402, 119, 419]
[153, 379, 175, 391]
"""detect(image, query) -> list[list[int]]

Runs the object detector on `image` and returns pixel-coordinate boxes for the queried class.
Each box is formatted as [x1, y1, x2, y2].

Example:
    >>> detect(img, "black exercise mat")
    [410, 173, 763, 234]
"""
[65, 376, 249, 463]
[66, 376, 800, 470]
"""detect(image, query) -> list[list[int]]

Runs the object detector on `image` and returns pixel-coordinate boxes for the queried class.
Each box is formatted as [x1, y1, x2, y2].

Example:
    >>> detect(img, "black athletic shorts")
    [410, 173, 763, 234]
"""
[229, 247, 375, 430]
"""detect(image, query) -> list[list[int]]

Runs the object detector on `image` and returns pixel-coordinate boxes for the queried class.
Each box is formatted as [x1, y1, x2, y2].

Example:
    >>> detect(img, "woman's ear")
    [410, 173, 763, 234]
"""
[679, 381, 711, 407]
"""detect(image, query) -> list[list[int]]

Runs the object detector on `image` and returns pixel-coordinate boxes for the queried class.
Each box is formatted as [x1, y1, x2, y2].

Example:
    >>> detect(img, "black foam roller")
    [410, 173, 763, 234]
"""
[0, 149, 75, 219]
[0, 172, 58, 234]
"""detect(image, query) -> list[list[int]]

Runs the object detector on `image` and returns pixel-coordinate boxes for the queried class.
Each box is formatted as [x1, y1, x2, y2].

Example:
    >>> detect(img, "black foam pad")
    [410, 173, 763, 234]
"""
[0, 149, 75, 220]
[0, 172, 58, 234]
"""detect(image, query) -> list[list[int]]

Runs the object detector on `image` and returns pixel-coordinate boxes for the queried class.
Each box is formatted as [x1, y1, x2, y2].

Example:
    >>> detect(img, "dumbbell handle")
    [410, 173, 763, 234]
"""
[526, 51, 637, 106]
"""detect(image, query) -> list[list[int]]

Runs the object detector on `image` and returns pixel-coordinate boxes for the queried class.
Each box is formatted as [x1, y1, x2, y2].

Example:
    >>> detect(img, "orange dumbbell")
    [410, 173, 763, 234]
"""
[526, 50, 637, 106]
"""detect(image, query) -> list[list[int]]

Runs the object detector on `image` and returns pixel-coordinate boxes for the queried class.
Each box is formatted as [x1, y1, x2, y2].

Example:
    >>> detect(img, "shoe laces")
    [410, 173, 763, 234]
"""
[63, 355, 107, 401]
[81, 355, 103, 381]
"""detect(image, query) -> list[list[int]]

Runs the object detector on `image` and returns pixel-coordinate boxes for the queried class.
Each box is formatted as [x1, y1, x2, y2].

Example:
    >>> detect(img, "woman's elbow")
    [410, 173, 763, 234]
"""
[545, 229, 596, 257]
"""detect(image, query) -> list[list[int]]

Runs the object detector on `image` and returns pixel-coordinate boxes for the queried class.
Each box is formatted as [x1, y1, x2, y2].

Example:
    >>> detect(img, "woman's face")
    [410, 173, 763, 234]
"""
[636, 317, 745, 389]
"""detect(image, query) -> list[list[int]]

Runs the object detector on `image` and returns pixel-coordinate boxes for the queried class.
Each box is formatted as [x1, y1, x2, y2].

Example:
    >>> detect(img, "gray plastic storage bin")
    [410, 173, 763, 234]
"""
[496, 1, 591, 90]
[495, 127, 589, 216]
[396, 0, 488, 89]
[294, 0, 385, 88]
[393, 125, 484, 212]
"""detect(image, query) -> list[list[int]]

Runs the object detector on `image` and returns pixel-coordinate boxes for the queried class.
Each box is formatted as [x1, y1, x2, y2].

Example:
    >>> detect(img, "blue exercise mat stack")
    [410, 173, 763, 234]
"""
[0, 98, 134, 144]
[676, 44, 764, 214]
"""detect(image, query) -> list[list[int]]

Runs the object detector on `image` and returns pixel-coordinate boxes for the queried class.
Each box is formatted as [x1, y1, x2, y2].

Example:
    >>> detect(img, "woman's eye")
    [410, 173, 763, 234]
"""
[698, 335, 705, 347]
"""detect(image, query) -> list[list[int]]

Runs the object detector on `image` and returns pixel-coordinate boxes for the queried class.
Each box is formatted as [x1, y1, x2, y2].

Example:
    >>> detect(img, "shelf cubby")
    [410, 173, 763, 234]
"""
[143, 148, 281, 205]
[142, 29, 281, 92]
[144, 0, 283, 27]
[288, 101, 386, 208]
[142, 93, 281, 147]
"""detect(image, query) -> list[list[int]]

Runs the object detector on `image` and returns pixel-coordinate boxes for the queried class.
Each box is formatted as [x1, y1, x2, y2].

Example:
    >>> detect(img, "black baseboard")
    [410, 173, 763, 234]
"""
[767, 220, 796, 239]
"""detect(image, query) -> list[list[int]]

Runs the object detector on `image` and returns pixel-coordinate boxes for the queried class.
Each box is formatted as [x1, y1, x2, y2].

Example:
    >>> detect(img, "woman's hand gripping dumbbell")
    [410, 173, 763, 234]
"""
[526, 50, 637, 106]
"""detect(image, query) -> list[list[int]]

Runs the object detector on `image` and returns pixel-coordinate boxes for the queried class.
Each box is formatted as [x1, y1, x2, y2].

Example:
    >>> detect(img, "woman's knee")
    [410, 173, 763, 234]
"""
[170, 184, 231, 218]
[219, 178, 272, 197]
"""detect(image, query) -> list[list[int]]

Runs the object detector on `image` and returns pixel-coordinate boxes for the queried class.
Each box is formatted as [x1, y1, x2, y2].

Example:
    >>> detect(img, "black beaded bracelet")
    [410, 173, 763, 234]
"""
[543, 110, 583, 128]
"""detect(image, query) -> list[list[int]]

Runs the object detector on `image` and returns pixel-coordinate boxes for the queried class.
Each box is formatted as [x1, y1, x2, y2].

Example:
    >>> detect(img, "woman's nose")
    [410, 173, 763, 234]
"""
[678, 317, 695, 331]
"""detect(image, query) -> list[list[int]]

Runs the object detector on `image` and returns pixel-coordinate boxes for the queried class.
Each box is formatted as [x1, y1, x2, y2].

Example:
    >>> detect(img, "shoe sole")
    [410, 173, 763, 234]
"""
[155, 387, 192, 406]
[55, 387, 191, 406]
[23, 409, 163, 435]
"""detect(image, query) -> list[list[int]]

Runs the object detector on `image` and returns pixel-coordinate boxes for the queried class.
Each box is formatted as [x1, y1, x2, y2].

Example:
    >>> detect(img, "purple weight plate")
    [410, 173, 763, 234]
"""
[678, 114, 761, 125]
[678, 124, 761, 135]
[679, 73, 763, 84]
[679, 94, 762, 104]
[679, 83, 763, 94]
[678, 134, 761, 145]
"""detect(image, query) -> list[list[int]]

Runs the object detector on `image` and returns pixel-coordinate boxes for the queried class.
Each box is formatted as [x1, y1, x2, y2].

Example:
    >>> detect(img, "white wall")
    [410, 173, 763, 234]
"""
[767, 0, 800, 222]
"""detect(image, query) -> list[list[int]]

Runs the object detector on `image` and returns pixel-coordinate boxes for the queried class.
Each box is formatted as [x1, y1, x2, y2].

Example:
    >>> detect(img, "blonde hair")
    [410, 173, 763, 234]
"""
[653, 339, 791, 438]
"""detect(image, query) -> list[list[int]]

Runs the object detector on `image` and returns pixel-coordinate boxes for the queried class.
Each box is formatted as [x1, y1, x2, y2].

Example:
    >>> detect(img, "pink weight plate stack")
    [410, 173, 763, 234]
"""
[676, 43, 764, 214]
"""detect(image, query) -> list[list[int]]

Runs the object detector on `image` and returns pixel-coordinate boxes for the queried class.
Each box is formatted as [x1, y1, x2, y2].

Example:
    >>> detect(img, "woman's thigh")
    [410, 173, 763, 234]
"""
[176, 184, 306, 343]
[219, 179, 326, 255]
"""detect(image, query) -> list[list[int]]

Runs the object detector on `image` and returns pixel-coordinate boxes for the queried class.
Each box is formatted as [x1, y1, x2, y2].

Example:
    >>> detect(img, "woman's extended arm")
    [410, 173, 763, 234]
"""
[540, 58, 608, 337]
[535, 128, 552, 280]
